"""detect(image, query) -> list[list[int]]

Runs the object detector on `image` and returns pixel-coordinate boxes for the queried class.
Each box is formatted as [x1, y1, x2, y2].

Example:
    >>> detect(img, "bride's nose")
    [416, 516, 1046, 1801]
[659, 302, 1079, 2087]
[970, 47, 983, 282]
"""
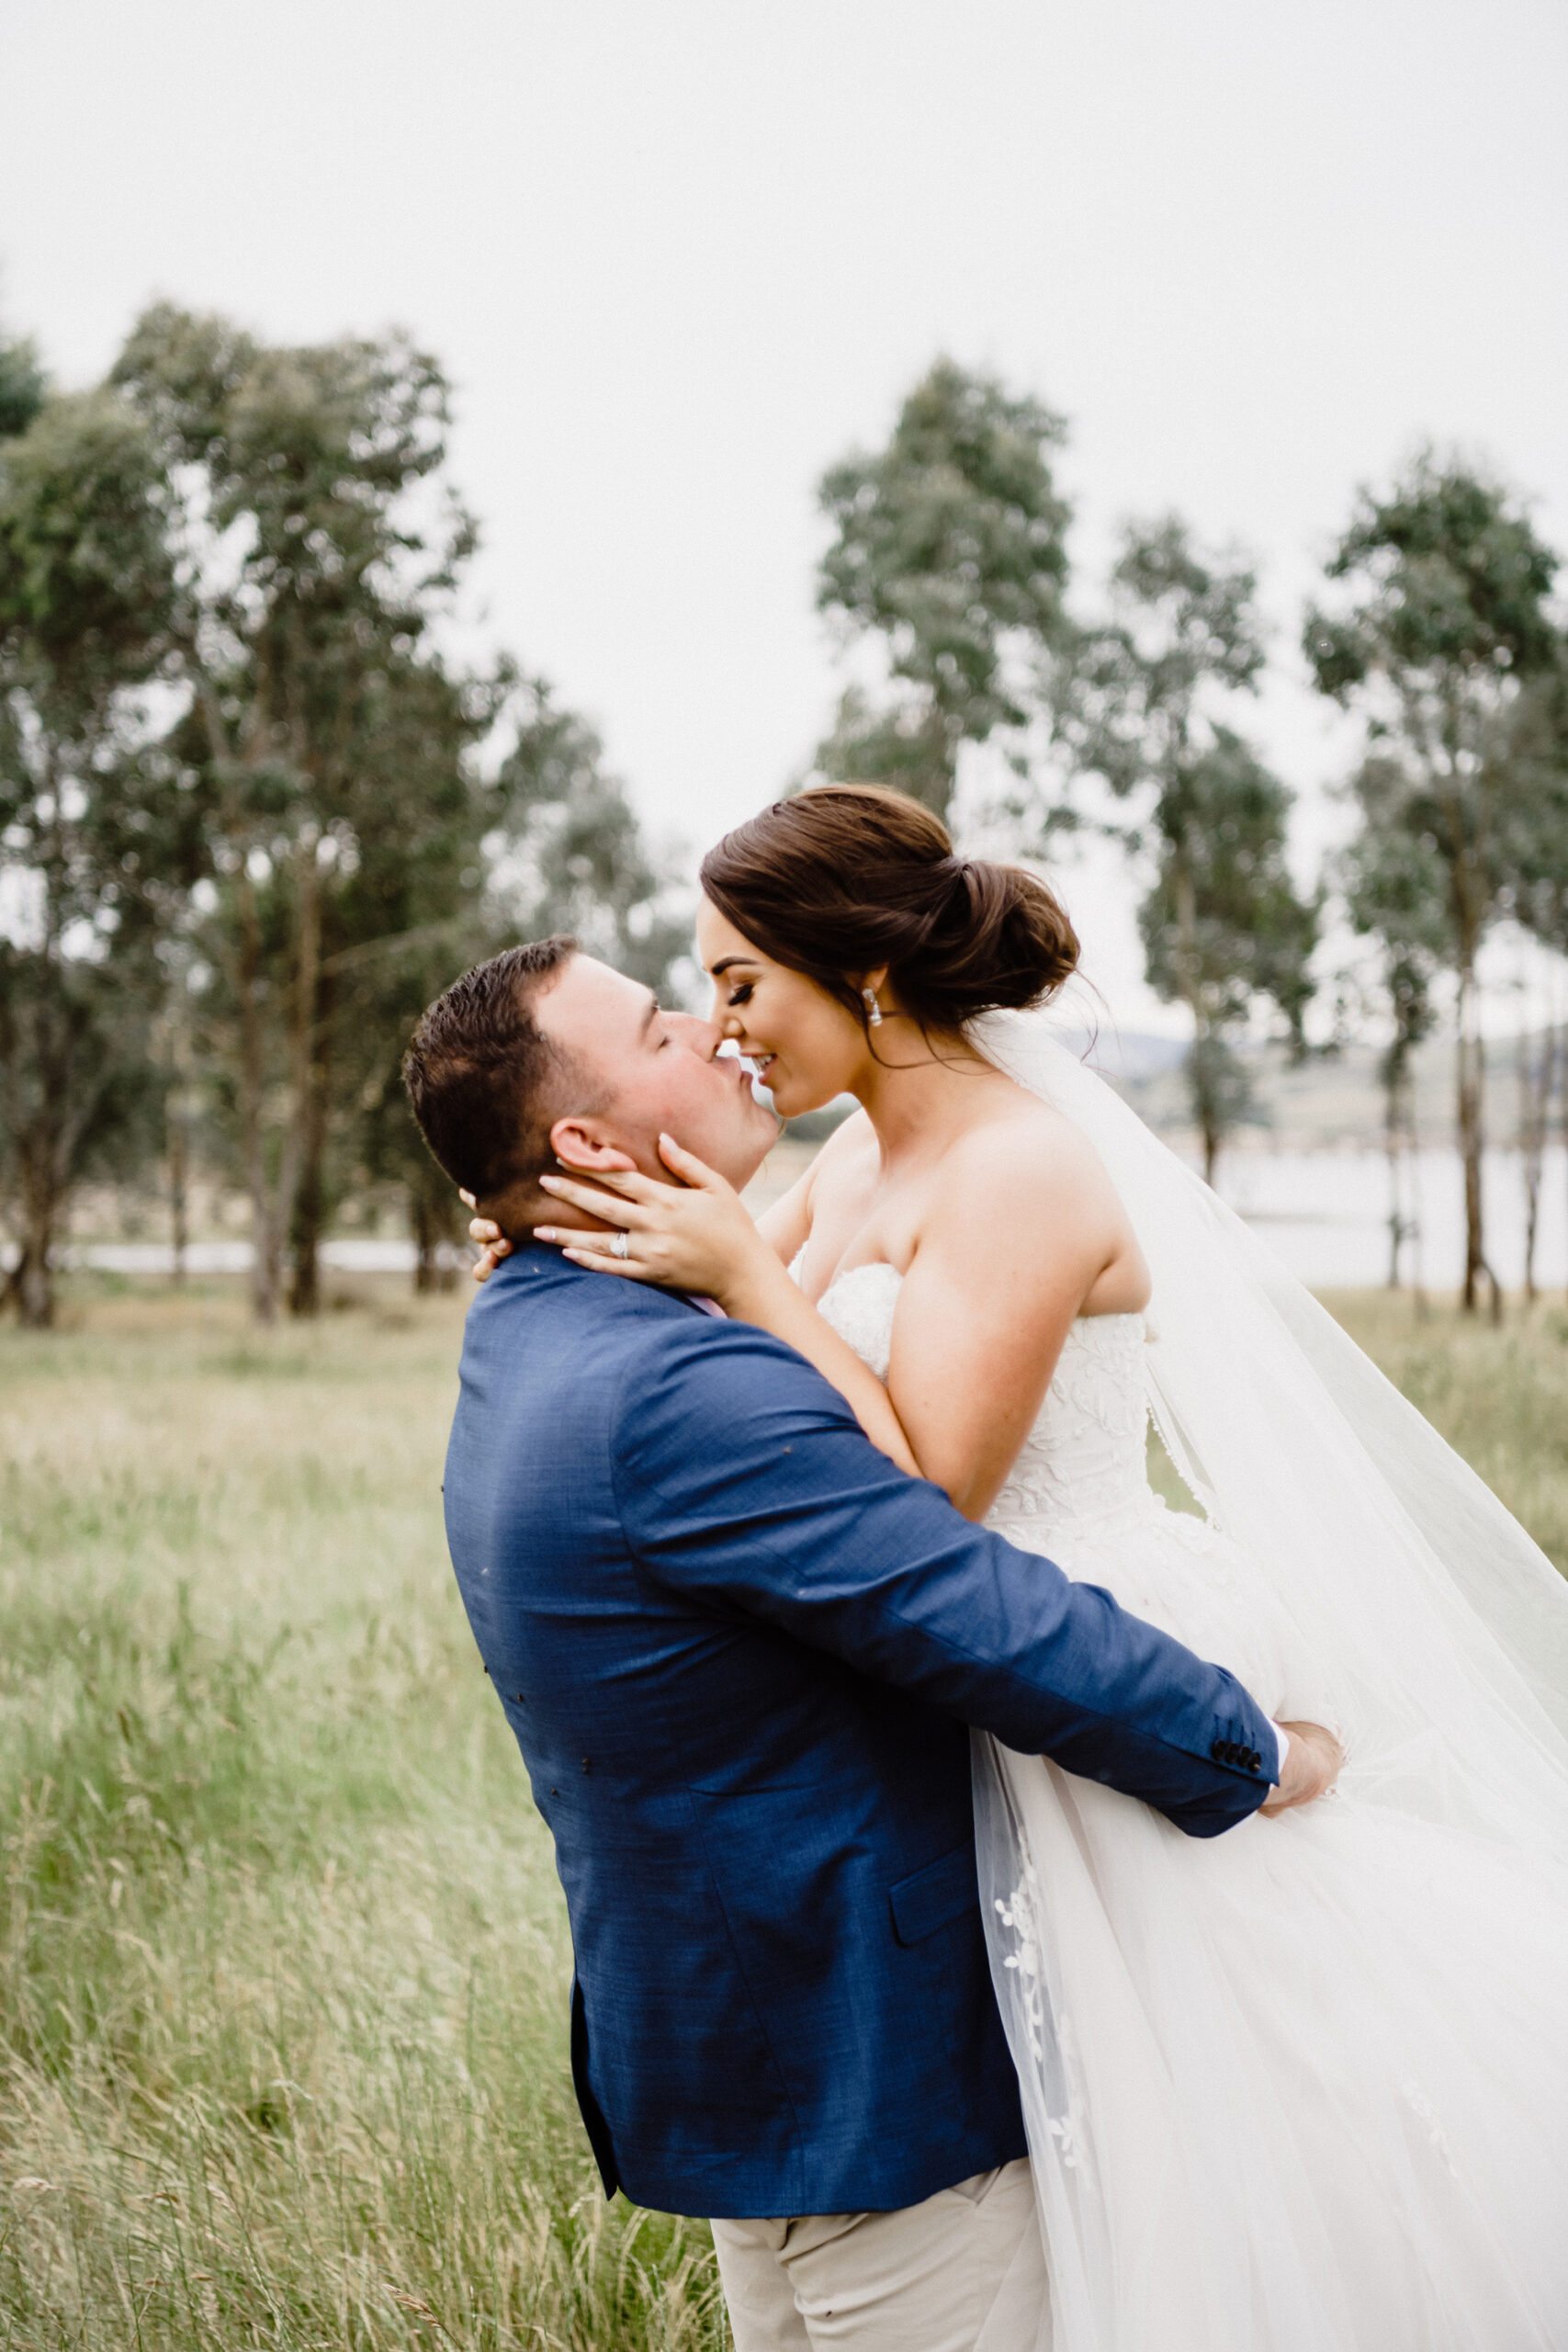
[705, 984, 744, 1037]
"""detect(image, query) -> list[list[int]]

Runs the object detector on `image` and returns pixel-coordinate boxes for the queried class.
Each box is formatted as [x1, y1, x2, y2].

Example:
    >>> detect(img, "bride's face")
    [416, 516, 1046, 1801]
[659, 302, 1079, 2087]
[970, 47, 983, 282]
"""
[696, 897, 871, 1119]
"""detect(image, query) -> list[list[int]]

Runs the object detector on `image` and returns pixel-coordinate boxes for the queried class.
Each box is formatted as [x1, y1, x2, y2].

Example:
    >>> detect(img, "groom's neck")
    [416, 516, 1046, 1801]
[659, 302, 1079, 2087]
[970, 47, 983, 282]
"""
[483, 1160, 649, 1244]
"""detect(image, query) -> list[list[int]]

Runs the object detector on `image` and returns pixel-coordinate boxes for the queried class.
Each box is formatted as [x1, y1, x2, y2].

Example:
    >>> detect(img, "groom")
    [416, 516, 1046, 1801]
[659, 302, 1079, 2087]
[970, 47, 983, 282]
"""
[404, 941, 1337, 2352]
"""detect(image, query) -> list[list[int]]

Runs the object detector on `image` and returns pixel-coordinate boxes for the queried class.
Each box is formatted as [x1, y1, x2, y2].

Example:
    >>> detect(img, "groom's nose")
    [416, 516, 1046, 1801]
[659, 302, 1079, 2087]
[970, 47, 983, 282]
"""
[665, 1011, 725, 1057]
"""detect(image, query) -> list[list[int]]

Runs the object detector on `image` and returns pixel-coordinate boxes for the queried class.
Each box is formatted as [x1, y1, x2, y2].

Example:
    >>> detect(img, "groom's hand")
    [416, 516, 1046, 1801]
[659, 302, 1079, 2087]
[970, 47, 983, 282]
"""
[1258, 1720, 1344, 1816]
[460, 1190, 513, 1283]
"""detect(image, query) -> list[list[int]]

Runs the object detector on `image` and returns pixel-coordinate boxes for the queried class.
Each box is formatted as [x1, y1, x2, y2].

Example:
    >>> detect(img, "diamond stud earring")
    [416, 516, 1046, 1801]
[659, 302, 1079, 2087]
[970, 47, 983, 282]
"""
[862, 988, 884, 1028]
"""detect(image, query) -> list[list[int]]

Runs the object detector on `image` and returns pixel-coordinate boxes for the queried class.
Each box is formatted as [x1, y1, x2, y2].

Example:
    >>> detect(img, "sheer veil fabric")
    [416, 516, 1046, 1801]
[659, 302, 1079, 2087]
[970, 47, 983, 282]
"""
[960, 1009, 1568, 2351]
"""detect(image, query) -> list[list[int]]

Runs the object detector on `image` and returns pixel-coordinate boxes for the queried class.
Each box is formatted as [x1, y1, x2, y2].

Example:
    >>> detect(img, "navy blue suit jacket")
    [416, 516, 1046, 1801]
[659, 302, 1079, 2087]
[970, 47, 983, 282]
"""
[443, 1246, 1275, 2220]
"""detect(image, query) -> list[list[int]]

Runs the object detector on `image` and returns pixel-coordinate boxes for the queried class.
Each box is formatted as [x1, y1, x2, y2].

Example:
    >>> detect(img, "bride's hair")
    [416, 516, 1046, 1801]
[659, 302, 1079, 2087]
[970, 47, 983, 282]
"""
[699, 784, 1078, 1035]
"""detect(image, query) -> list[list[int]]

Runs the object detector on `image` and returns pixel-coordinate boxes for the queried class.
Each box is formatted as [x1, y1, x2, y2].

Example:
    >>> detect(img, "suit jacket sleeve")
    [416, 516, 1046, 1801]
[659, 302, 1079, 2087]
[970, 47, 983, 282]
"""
[612, 1318, 1278, 1837]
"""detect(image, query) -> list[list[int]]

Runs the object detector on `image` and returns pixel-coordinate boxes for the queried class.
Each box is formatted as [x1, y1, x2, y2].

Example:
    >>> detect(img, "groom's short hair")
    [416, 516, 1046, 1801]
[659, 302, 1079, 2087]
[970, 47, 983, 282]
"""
[403, 939, 585, 1208]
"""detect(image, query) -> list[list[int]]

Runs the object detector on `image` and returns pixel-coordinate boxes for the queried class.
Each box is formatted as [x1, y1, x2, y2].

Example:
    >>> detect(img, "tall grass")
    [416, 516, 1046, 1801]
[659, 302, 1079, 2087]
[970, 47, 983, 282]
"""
[3, 1280, 1563, 2347]
[1325, 1288, 1568, 1574]
[0, 1286, 726, 2350]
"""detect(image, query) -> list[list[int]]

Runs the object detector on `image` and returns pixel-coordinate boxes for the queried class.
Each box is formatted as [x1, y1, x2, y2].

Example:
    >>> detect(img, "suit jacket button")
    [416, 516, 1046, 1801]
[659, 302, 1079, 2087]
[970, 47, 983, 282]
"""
[1211, 1738, 1225, 1761]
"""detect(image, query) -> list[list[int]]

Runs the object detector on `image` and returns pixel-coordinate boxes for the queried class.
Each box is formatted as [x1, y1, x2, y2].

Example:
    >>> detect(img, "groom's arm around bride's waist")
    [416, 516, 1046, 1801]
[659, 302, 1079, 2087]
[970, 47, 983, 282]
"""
[613, 1315, 1277, 1837]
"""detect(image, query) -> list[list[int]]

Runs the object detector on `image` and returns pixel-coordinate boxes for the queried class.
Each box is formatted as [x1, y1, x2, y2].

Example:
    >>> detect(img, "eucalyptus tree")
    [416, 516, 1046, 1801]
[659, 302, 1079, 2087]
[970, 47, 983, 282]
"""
[490, 680, 689, 989]
[1306, 454, 1560, 1314]
[0, 365, 186, 1324]
[281, 646, 510, 1313]
[814, 359, 1073, 816]
[115, 303, 500, 1319]
[1491, 656, 1568, 1298]
[0, 334, 45, 439]
[1056, 516, 1318, 1182]
[1338, 756, 1448, 1290]
[353, 676, 687, 1291]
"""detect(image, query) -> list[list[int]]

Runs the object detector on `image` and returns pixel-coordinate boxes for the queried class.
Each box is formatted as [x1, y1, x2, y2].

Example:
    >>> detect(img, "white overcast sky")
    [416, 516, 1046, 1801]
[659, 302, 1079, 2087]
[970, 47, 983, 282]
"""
[3, 0, 1564, 1026]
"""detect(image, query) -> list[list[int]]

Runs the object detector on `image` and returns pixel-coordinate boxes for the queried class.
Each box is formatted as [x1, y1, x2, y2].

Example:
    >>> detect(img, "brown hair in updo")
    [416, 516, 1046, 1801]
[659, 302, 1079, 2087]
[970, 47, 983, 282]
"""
[699, 784, 1079, 1036]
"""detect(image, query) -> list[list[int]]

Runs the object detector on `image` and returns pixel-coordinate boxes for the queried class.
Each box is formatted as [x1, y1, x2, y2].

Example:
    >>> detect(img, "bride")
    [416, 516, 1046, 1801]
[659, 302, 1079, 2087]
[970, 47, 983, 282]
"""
[479, 784, 1568, 2349]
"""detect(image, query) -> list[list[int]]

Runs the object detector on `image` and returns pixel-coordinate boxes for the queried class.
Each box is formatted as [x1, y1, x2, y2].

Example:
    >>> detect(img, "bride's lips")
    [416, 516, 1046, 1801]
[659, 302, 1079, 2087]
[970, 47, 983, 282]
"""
[719, 1042, 780, 1111]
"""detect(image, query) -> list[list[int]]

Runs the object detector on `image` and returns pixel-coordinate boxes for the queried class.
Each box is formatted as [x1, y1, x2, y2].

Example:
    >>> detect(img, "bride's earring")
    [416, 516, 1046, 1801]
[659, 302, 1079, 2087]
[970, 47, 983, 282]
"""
[862, 988, 884, 1029]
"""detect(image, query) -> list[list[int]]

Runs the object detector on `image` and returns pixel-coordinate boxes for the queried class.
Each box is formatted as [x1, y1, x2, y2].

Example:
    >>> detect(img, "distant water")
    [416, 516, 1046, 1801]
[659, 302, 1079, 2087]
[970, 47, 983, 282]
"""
[40, 1146, 1568, 1293]
[1212, 1146, 1568, 1292]
[57, 1237, 457, 1277]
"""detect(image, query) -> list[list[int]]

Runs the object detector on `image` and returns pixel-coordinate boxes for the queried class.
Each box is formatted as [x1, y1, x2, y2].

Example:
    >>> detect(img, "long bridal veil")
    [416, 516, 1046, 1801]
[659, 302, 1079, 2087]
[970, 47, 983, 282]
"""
[965, 1007, 1568, 2352]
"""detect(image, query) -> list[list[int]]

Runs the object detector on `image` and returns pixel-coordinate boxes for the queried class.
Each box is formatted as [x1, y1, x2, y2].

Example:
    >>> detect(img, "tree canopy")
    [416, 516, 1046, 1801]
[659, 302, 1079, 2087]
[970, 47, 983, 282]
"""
[814, 358, 1072, 815]
[1058, 515, 1318, 1180]
[1307, 453, 1561, 1312]
[1, 308, 682, 1322]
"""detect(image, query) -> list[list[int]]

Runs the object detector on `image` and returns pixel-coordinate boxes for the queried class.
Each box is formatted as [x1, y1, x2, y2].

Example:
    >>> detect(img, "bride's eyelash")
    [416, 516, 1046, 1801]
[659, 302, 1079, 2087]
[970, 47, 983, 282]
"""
[727, 983, 755, 1008]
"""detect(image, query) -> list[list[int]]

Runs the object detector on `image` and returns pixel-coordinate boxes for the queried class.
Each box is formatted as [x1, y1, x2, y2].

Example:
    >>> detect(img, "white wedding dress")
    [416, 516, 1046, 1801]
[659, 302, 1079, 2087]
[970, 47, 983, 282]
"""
[811, 1017, 1568, 2352]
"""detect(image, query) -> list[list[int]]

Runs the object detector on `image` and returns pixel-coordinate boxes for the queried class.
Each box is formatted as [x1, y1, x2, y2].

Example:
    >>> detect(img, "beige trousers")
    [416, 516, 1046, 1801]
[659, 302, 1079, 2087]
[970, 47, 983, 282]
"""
[710, 2158, 1050, 2352]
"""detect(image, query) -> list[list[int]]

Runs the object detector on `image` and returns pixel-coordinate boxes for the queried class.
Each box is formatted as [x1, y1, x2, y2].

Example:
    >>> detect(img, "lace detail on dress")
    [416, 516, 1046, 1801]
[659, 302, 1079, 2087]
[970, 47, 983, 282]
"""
[815, 1261, 1161, 1543]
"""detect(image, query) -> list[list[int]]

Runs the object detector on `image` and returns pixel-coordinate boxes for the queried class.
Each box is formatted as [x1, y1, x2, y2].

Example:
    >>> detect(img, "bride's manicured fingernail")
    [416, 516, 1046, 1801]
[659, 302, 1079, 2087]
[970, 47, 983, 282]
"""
[539, 1175, 562, 1192]
[534, 1227, 558, 1242]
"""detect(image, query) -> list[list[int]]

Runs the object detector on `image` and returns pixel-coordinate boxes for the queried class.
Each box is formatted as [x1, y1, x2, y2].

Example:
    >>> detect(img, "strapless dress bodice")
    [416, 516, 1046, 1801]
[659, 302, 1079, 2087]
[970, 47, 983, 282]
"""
[814, 1260, 1162, 1544]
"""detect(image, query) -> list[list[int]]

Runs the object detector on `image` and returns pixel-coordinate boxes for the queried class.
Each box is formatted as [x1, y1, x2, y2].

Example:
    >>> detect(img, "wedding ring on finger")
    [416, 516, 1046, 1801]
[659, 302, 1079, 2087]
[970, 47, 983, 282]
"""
[612, 1231, 630, 1261]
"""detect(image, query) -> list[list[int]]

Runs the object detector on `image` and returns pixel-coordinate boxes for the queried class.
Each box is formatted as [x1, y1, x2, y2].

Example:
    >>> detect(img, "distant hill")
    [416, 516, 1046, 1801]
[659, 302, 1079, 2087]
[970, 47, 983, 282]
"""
[1091, 1029, 1548, 1155]
[777, 1025, 1552, 1160]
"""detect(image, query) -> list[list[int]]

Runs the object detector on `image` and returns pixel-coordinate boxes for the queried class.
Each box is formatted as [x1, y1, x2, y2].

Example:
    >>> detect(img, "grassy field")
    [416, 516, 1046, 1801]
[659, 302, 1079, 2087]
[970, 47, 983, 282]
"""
[2, 1278, 1565, 2349]
[0, 1283, 724, 2352]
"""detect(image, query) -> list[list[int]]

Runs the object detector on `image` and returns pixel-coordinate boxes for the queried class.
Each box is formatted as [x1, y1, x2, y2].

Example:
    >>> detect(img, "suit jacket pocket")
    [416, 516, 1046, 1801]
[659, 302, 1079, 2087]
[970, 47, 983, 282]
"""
[888, 1845, 977, 1947]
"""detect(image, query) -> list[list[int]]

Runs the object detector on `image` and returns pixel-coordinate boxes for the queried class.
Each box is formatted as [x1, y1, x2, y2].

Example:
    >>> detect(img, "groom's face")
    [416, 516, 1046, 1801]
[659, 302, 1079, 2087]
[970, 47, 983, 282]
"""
[536, 953, 780, 1189]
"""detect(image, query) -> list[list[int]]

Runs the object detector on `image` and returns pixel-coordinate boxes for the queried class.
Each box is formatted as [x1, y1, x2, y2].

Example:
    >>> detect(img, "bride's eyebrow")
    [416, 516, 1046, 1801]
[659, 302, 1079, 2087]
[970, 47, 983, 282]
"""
[709, 956, 756, 977]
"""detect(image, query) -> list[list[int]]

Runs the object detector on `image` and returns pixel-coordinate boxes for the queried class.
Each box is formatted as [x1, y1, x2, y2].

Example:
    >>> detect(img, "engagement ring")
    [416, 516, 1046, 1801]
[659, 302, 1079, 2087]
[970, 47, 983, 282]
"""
[612, 1231, 630, 1260]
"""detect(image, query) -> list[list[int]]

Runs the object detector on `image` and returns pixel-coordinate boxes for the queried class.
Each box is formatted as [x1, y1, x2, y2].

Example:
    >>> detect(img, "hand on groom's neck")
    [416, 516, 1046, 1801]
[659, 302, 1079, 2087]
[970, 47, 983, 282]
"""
[482, 1136, 652, 1247]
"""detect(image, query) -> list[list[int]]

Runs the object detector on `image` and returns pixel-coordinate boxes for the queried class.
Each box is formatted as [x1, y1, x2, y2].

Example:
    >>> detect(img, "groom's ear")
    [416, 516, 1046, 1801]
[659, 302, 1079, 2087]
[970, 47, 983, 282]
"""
[547, 1114, 639, 1177]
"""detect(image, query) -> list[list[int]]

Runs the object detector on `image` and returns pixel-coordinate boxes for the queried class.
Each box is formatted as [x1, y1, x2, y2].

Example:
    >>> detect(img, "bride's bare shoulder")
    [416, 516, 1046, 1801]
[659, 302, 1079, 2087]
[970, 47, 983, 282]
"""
[928, 1095, 1128, 1250]
[804, 1104, 878, 1186]
[951, 1092, 1111, 1188]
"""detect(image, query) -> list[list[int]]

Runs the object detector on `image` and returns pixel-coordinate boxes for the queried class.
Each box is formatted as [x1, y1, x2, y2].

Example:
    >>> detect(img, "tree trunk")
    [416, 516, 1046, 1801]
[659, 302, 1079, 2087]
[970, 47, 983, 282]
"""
[2, 1246, 30, 1321]
[288, 1165, 323, 1317]
[234, 871, 279, 1324]
[276, 837, 321, 1317]
[1519, 1026, 1555, 1306]
[168, 1095, 188, 1287]
[1455, 956, 1499, 1321]
[16, 1180, 56, 1329]
[1404, 1080, 1428, 1318]
[1382, 1051, 1421, 1291]
[1384, 1073, 1403, 1290]
[199, 684, 282, 1325]
[1171, 863, 1224, 1185]
[287, 967, 333, 1319]
[412, 1174, 460, 1294]
[413, 1186, 439, 1295]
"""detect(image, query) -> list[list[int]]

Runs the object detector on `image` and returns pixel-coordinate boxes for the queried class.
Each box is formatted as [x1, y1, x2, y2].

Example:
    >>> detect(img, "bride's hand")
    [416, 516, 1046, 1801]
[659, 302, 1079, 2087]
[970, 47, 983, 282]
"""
[533, 1135, 778, 1311]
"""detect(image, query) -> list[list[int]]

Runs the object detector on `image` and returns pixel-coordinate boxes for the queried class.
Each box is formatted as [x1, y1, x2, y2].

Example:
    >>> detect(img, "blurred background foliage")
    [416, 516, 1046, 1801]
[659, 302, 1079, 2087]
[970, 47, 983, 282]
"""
[3, 319, 1567, 1326]
[1, 307, 690, 1327]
